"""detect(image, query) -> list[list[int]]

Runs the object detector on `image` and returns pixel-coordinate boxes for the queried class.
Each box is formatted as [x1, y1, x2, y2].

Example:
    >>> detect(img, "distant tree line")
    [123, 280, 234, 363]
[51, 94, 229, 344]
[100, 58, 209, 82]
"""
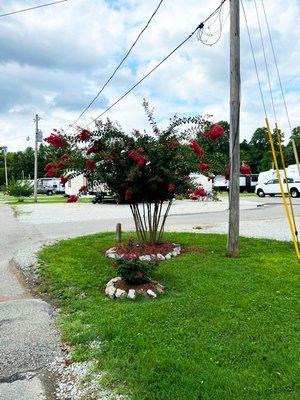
[0, 125, 299, 186]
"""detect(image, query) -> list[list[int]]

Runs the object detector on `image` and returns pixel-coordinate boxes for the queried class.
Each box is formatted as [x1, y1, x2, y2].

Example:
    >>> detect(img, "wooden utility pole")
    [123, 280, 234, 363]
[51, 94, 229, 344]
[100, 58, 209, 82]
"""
[227, 0, 240, 257]
[0, 146, 8, 188]
[33, 114, 41, 203]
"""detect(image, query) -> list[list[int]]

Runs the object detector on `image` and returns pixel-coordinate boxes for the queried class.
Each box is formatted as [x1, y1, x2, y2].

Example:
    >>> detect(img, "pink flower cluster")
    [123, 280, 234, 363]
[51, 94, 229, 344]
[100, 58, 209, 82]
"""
[86, 160, 96, 170]
[67, 195, 78, 203]
[199, 162, 210, 171]
[240, 164, 252, 175]
[129, 149, 148, 167]
[44, 133, 68, 149]
[79, 185, 87, 192]
[44, 161, 65, 177]
[190, 140, 204, 157]
[86, 145, 99, 155]
[77, 129, 91, 142]
[203, 124, 224, 141]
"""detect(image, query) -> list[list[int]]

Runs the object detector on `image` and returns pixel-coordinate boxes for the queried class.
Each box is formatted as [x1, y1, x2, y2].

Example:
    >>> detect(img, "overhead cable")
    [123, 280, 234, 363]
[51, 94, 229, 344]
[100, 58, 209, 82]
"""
[84, 0, 228, 128]
[67, 0, 166, 130]
[0, 0, 68, 18]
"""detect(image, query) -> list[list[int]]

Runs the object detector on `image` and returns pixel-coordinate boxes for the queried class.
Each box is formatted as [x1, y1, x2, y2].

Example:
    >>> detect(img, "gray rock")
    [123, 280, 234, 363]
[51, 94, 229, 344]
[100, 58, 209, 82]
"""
[139, 255, 151, 262]
[174, 246, 181, 253]
[165, 254, 172, 260]
[115, 289, 127, 299]
[156, 253, 165, 261]
[105, 285, 116, 299]
[147, 289, 157, 299]
[127, 289, 136, 300]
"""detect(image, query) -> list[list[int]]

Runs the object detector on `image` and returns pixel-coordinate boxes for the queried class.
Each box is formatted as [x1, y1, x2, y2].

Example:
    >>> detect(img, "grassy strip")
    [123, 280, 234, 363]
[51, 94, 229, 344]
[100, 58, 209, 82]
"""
[0, 194, 92, 204]
[38, 233, 299, 400]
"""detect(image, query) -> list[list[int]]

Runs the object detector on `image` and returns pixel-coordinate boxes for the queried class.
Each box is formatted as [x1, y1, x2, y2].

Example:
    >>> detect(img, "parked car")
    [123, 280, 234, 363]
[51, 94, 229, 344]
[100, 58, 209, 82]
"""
[255, 178, 300, 198]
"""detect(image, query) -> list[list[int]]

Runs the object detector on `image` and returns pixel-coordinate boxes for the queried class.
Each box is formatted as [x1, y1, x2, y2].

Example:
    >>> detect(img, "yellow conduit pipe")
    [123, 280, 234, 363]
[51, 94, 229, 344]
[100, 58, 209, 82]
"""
[265, 118, 300, 259]
[274, 123, 299, 240]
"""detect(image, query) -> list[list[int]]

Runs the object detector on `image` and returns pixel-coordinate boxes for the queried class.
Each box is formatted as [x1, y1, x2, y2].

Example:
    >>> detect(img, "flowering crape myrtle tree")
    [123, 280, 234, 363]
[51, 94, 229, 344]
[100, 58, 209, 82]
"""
[44, 101, 224, 244]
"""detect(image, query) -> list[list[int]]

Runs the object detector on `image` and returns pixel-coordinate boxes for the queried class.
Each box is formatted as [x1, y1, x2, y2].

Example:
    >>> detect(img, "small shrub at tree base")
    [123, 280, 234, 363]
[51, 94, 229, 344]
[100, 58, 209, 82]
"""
[6, 179, 33, 201]
[115, 259, 153, 284]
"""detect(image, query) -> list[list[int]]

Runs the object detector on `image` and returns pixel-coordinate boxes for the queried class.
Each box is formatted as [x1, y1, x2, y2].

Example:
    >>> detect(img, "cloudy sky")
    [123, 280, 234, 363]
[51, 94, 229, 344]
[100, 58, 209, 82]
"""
[0, 0, 299, 151]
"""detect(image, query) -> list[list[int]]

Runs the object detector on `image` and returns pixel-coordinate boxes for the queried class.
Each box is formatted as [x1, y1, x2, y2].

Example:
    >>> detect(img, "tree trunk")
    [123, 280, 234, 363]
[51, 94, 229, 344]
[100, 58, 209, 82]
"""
[129, 200, 172, 244]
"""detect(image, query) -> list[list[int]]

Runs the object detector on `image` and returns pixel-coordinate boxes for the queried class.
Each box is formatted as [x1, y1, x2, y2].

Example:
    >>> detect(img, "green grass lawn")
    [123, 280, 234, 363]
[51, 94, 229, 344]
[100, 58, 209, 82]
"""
[0, 193, 92, 204]
[38, 233, 299, 400]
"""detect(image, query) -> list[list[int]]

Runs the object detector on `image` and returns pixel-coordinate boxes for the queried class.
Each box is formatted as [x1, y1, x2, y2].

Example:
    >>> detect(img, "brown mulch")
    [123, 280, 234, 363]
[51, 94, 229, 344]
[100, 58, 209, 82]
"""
[115, 279, 163, 293]
[114, 240, 175, 257]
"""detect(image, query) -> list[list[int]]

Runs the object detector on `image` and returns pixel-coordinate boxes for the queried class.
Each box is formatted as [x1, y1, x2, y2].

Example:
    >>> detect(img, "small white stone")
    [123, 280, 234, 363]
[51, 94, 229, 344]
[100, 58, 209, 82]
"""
[105, 285, 116, 299]
[107, 253, 120, 259]
[147, 289, 157, 299]
[127, 289, 136, 300]
[174, 246, 181, 253]
[106, 247, 116, 254]
[156, 253, 165, 261]
[106, 276, 122, 287]
[115, 289, 127, 299]
[165, 254, 172, 260]
[171, 251, 179, 257]
[139, 255, 151, 262]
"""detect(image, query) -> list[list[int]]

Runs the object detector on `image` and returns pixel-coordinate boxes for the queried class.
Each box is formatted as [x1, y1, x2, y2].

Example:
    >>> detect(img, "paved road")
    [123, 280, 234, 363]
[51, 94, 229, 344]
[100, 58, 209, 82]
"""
[0, 196, 298, 399]
[0, 204, 59, 400]
[16, 197, 300, 242]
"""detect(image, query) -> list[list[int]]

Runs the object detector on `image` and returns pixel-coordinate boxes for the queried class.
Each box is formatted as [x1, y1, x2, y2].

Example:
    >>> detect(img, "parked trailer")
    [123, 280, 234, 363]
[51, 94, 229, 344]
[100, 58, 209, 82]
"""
[213, 174, 258, 193]
[37, 178, 65, 195]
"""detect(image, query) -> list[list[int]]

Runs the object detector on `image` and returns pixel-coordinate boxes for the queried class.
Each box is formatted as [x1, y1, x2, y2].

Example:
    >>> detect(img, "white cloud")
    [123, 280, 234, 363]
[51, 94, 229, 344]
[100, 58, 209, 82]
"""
[0, 0, 299, 152]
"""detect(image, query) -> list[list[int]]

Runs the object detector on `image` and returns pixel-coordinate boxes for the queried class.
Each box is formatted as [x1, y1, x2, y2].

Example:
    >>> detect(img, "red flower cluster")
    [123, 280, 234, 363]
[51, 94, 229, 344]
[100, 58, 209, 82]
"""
[199, 162, 210, 171]
[44, 161, 65, 177]
[203, 124, 224, 141]
[189, 186, 207, 200]
[86, 159, 96, 170]
[168, 183, 176, 192]
[190, 140, 204, 156]
[240, 164, 252, 175]
[67, 195, 78, 203]
[125, 189, 133, 201]
[79, 185, 87, 192]
[44, 133, 68, 149]
[77, 129, 91, 142]
[183, 175, 190, 182]
[129, 150, 148, 167]
[60, 175, 68, 185]
[86, 145, 99, 155]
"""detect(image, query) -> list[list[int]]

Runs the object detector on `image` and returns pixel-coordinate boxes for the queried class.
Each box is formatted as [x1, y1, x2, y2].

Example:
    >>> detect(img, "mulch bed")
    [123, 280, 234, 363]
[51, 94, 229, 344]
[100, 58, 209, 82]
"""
[115, 240, 175, 257]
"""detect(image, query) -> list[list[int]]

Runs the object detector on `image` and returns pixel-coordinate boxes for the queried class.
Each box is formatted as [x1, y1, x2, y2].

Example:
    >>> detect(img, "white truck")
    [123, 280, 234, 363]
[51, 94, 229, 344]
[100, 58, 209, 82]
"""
[255, 178, 300, 198]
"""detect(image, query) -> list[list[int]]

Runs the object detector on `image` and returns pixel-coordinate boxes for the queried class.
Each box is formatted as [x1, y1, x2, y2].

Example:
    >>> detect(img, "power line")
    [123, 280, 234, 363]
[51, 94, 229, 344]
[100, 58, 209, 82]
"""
[84, 0, 228, 128]
[0, 0, 68, 18]
[67, 0, 165, 130]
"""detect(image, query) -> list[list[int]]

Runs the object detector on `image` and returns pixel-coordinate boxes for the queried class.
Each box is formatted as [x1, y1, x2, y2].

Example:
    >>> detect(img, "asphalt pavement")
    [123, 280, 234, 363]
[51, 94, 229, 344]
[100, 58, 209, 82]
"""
[0, 204, 59, 400]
